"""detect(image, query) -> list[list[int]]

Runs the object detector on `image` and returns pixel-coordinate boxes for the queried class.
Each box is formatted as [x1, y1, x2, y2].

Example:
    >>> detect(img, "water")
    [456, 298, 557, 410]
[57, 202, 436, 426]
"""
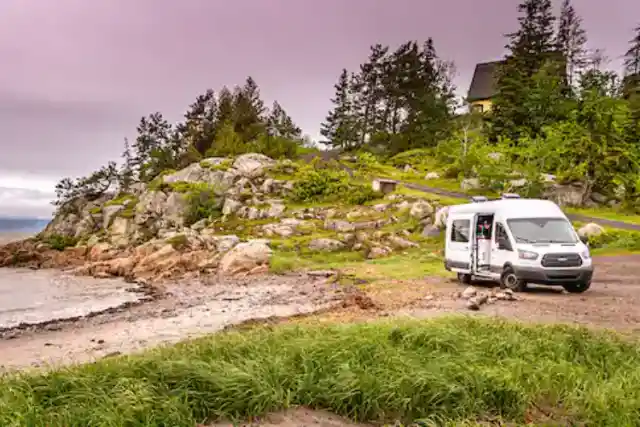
[0, 268, 144, 329]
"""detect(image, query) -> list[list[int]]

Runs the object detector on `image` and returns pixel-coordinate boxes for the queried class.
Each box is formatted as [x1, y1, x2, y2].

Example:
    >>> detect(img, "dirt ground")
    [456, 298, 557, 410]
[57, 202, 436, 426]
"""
[208, 408, 374, 427]
[2, 255, 640, 375]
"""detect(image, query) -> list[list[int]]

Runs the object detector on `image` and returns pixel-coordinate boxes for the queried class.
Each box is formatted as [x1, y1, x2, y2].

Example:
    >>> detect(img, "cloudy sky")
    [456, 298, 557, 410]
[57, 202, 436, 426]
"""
[0, 0, 637, 218]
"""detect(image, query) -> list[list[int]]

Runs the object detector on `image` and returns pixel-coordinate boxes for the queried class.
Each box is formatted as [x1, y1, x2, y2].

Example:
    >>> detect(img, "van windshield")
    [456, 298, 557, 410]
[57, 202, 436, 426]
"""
[506, 218, 578, 244]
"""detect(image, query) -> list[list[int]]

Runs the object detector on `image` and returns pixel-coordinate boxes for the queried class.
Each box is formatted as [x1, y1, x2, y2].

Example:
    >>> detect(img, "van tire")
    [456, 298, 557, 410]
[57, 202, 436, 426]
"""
[562, 281, 591, 293]
[500, 267, 527, 292]
[457, 273, 472, 285]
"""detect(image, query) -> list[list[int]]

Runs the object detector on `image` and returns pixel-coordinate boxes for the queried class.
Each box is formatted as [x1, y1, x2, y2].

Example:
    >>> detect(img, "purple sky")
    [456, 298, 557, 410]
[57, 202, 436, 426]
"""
[0, 0, 637, 217]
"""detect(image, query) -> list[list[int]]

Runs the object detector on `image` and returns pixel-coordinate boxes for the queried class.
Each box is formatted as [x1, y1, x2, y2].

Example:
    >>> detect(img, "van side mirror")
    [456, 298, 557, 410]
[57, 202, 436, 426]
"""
[579, 235, 588, 244]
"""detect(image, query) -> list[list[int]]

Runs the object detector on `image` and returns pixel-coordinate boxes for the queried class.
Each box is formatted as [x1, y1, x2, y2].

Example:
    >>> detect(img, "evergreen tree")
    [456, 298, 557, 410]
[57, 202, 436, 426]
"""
[320, 69, 358, 150]
[132, 112, 172, 180]
[624, 25, 640, 76]
[119, 137, 134, 191]
[215, 87, 235, 131]
[351, 44, 389, 145]
[490, 0, 561, 141]
[232, 76, 266, 142]
[266, 101, 302, 140]
[181, 89, 218, 155]
[556, 0, 587, 87]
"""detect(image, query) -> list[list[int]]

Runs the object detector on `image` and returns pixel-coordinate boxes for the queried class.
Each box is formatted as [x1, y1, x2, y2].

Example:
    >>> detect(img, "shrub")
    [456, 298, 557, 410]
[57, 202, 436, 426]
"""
[586, 229, 640, 252]
[183, 183, 222, 226]
[290, 164, 381, 205]
[43, 234, 78, 251]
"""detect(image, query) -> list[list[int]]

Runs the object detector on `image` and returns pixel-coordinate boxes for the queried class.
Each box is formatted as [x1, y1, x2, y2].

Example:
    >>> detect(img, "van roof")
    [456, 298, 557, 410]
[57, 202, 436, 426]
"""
[449, 198, 566, 219]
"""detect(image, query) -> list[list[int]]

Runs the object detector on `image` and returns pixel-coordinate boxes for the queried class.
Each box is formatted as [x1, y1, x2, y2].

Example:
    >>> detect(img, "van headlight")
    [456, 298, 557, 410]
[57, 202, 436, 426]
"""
[518, 250, 539, 260]
[581, 248, 591, 259]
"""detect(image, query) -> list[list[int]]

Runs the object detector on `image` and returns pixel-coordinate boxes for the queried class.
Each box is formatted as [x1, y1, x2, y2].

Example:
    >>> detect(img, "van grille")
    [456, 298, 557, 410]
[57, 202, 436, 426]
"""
[541, 253, 582, 268]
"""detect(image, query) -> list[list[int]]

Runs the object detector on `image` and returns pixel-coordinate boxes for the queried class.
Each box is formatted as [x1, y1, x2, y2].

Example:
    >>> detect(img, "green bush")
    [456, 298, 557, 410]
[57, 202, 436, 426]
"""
[183, 183, 222, 226]
[290, 164, 381, 205]
[389, 148, 435, 168]
[43, 234, 78, 251]
[587, 229, 640, 251]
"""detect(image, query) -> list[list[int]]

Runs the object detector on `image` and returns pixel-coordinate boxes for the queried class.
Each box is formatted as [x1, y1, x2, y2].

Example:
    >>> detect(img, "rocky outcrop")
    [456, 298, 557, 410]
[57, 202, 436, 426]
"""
[0, 153, 449, 283]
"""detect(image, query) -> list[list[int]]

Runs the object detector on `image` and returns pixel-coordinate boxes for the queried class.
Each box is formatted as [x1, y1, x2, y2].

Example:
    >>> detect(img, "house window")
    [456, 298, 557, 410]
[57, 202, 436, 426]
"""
[471, 104, 484, 113]
[451, 219, 470, 243]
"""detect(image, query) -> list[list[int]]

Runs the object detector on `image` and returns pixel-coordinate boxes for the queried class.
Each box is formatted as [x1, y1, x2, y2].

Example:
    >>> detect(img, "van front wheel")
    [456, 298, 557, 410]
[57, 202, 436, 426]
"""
[457, 273, 472, 285]
[562, 281, 591, 293]
[500, 267, 527, 292]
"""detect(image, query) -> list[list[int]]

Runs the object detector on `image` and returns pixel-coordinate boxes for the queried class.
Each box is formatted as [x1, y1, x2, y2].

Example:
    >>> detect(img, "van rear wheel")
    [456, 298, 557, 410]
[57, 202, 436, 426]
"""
[457, 273, 472, 285]
[500, 267, 527, 292]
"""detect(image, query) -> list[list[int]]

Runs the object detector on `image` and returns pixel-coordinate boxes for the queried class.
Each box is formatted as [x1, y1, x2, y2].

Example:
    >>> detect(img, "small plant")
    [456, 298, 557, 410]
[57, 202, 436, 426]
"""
[166, 234, 189, 250]
[200, 158, 233, 171]
[184, 183, 222, 226]
[43, 234, 78, 251]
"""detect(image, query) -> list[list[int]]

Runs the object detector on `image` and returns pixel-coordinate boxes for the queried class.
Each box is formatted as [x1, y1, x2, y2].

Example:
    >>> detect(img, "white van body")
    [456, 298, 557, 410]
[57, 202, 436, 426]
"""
[444, 197, 593, 293]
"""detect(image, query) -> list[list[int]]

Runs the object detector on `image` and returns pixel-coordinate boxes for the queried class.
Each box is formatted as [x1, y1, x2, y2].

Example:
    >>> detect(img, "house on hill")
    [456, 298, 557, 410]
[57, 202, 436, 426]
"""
[466, 60, 503, 113]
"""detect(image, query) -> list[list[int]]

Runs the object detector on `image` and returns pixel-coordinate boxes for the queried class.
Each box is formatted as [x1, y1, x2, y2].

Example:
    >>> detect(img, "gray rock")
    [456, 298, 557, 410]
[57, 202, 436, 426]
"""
[578, 223, 605, 239]
[425, 172, 440, 180]
[410, 200, 434, 219]
[222, 198, 242, 216]
[102, 205, 124, 229]
[308, 238, 346, 252]
[324, 219, 356, 233]
[461, 178, 481, 191]
[230, 153, 275, 179]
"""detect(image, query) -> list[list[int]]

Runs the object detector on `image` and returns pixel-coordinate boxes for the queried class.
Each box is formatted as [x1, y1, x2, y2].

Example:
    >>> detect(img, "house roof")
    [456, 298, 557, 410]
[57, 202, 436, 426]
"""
[467, 61, 504, 102]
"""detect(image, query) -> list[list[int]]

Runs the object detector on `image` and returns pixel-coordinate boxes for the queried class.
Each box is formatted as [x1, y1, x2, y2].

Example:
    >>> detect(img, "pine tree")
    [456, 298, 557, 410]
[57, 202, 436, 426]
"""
[556, 0, 587, 86]
[215, 87, 235, 127]
[119, 137, 134, 191]
[232, 76, 266, 142]
[624, 25, 640, 75]
[181, 89, 218, 154]
[320, 69, 358, 150]
[266, 101, 302, 140]
[490, 0, 560, 141]
[351, 44, 389, 145]
[132, 112, 172, 180]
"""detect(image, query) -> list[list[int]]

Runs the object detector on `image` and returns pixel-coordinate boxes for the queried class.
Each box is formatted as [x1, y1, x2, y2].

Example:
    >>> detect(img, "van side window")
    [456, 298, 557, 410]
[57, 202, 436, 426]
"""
[451, 219, 470, 243]
[495, 223, 508, 242]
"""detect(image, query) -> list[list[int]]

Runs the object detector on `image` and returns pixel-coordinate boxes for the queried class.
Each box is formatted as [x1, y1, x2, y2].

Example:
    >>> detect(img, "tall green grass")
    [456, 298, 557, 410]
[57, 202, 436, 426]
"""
[2, 316, 640, 426]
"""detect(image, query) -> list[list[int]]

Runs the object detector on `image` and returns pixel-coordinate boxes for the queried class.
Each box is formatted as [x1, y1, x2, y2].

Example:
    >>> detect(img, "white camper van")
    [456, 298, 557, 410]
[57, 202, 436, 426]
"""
[444, 194, 593, 293]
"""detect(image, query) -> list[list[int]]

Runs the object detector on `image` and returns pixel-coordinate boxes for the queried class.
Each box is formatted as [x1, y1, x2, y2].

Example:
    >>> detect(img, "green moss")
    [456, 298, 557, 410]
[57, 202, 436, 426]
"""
[105, 193, 138, 207]
[166, 234, 189, 250]
[200, 158, 232, 171]
[89, 206, 102, 215]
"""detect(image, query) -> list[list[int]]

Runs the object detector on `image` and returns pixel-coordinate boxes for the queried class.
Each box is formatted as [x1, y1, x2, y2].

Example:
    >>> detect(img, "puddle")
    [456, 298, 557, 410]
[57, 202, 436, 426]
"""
[0, 268, 143, 329]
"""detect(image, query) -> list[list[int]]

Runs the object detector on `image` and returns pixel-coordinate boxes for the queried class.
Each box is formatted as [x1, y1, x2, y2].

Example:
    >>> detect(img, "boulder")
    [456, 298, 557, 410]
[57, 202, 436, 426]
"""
[410, 200, 434, 220]
[434, 206, 449, 229]
[218, 240, 272, 276]
[578, 223, 605, 239]
[308, 238, 346, 252]
[461, 178, 481, 191]
[102, 205, 124, 229]
[230, 153, 275, 179]
[425, 172, 440, 180]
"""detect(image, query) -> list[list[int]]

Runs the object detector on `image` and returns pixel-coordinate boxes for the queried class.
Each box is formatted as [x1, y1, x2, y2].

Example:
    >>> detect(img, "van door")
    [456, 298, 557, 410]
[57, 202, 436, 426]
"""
[491, 221, 513, 276]
[446, 214, 473, 273]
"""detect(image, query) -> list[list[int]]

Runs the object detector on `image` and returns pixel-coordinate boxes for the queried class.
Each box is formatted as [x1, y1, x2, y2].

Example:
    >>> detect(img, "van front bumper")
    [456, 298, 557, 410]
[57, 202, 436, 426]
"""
[512, 265, 593, 285]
